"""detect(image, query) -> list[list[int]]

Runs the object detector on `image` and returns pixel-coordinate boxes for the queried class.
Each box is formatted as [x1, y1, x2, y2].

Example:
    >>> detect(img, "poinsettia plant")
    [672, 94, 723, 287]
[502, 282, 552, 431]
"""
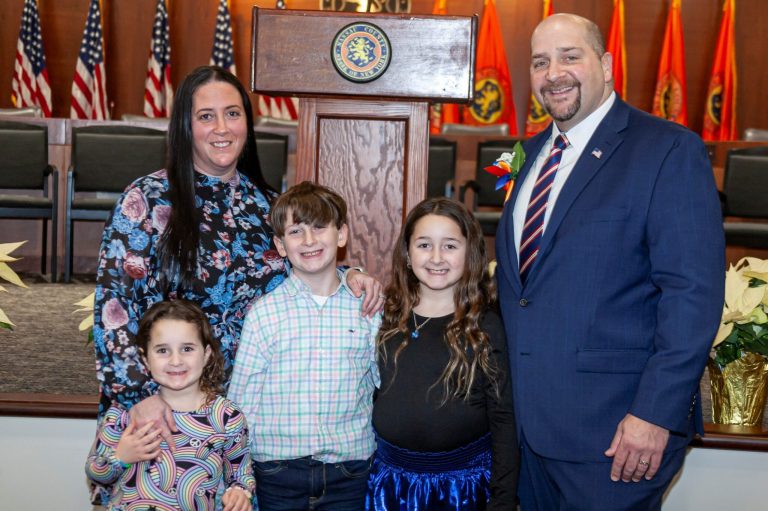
[712, 257, 768, 369]
[0, 241, 28, 330]
[73, 291, 95, 344]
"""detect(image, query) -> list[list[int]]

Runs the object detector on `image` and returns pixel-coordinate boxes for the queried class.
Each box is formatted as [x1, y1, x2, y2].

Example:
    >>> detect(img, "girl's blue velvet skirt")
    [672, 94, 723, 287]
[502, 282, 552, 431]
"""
[366, 433, 492, 510]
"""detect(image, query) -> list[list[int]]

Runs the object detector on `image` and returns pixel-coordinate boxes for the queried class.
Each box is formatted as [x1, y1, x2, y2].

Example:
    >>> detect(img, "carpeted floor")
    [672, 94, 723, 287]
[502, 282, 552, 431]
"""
[0, 274, 99, 395]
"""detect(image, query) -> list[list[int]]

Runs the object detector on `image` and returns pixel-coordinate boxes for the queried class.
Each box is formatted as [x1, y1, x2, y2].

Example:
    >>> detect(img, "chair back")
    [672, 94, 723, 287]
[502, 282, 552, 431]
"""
[474, 139, 523, 208]
[255, 131, 289, 193]
[120, 114, 170, 130]
[0, 120, 49, 189]
[71, 125, 167, 193]
[723, 147, 768, 218]
[441, 123, 509, 136]
[255, 116, 299, 129]
[0, 106, 42, 118]
[427, 137, 457, 198]
[743, 128, 768, 142]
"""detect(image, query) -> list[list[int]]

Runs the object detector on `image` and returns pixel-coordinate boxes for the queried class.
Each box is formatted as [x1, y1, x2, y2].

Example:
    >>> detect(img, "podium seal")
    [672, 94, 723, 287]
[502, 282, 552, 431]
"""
[331, 22, 391, 83]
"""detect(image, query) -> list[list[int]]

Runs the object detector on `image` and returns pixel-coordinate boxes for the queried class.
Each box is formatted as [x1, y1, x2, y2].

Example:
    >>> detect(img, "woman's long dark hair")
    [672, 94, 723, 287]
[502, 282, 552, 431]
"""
[378, 198, 499, 404]
[159, 65, 272, 286]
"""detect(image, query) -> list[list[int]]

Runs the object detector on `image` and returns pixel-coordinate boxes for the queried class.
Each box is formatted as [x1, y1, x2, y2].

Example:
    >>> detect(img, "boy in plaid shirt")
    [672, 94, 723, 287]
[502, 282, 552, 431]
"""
[228, 181, 380, 510]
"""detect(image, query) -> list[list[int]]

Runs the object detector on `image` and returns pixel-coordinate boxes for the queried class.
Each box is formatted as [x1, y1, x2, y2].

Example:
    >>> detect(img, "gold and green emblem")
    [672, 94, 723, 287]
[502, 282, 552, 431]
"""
[331, 22, 391, 83]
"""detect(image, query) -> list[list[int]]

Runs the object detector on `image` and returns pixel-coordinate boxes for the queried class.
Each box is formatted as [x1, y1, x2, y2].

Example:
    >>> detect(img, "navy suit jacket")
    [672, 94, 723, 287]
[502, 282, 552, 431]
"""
[495, 98, 725, 462]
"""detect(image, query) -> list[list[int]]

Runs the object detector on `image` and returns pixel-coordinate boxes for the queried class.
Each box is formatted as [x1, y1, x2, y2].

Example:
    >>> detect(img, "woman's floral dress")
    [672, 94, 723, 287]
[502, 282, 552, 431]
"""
[92, 170, 287, 416]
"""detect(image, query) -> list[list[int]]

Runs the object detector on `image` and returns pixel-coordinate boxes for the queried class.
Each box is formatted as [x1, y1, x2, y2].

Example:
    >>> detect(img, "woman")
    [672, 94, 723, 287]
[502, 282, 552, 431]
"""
[92, 66, 381, 433]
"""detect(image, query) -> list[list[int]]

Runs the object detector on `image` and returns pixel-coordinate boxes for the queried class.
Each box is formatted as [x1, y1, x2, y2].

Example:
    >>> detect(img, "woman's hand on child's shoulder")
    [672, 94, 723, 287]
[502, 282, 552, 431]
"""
[222, 486, 253, 511]
[129, 394, 178, 451]
[115, 421, 163, 464]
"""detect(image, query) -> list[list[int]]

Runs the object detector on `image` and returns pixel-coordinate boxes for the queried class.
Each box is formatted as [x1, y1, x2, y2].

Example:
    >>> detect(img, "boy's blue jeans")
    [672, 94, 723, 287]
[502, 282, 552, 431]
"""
[253, 456, 372, 510]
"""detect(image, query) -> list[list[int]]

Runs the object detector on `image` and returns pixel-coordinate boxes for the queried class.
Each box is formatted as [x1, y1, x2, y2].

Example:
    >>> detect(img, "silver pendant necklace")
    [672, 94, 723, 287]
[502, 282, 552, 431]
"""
[411, 311, 432, 339]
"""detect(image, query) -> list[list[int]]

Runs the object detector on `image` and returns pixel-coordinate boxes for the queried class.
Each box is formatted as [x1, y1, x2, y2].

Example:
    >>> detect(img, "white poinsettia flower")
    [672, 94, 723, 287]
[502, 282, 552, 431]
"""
[723, 264, 762, 319]
[743, 269, 768, 284]
[733, 257, 768, 307]
[743, 257, 768, 273]
[73, 292, 96, 333]
[714, 257, 768, 362]
[731, 286, 766, 323]
[747, 306, 768, 325]
[712, 319, 733, 347]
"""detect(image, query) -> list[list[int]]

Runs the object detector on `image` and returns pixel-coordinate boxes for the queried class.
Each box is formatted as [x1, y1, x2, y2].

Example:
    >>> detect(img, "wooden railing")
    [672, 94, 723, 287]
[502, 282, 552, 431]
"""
[0, 393, 97, 419]
[1, 392, 766, 451]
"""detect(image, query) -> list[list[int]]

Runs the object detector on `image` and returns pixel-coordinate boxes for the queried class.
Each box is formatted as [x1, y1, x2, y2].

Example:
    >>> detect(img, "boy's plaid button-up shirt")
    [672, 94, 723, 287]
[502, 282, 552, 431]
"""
[228, 272, 381, 463]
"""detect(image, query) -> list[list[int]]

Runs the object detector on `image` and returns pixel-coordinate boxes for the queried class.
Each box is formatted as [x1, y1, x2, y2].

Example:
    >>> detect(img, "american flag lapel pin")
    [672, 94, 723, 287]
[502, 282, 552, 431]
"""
[591, 148, 603, 159]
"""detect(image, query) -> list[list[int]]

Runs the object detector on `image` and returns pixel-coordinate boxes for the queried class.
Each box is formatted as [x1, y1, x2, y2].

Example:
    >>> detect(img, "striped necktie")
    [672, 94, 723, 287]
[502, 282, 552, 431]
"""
[519, 134, 569, 283]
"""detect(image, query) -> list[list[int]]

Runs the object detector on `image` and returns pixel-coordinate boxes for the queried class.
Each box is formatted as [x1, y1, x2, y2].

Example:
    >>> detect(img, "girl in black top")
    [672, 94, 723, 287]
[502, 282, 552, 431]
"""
[366, 198, 519, 510]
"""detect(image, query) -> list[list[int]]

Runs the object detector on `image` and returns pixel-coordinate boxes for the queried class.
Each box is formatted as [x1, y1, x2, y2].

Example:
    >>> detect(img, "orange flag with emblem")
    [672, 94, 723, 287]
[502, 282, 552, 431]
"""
[463, 0, 517, 134]
[429, 0, 459, 134]
[607, 0, 627, 99]
[702, 0, 737, 141]
[652, 0, 688, 126]
[525, 0, 554, 136]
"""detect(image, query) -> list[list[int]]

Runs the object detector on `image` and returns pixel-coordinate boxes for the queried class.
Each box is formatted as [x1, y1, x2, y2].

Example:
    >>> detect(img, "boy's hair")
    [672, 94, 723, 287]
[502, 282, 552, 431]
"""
[270, 181, 347, 236]
[378, 198, 499, 404]
[137, 299, 224, 402]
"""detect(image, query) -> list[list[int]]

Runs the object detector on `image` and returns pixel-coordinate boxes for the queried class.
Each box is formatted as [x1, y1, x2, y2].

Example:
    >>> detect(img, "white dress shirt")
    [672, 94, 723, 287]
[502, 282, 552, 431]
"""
[513, 92, 617, 255]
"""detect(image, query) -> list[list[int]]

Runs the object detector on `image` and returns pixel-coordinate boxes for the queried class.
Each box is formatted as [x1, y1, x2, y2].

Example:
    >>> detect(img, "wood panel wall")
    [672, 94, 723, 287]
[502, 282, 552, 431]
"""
[1, 0, 766, 136]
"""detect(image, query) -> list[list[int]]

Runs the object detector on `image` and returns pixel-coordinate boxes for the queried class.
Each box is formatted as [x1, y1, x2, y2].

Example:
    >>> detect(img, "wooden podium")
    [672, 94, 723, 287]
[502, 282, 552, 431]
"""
[251, 8, 476, 280]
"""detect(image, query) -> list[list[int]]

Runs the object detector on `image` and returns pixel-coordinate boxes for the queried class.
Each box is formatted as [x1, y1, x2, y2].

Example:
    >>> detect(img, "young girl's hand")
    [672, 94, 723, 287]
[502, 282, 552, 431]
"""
[114, 421, 163, 465]
[222, 486, 252, 511]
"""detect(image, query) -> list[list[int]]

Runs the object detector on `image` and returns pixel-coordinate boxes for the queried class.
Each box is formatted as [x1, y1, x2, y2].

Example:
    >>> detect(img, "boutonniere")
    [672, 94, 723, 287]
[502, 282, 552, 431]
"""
[483, 141, 526, 203]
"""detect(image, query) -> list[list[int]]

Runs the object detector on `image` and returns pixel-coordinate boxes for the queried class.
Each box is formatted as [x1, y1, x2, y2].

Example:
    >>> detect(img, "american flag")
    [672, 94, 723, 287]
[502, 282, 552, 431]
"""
[210, 0, 236, 74]
[71, 0, 109, 119]
[144, 0, 173, 117]
[257, 0, 299, 120]
[258, 93, 299, 121]
[11, 0, 52, 117]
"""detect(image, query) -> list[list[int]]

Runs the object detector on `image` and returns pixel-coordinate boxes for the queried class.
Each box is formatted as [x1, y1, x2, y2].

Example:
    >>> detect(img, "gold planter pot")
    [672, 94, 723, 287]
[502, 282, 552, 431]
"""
[708, 353, 768, 426]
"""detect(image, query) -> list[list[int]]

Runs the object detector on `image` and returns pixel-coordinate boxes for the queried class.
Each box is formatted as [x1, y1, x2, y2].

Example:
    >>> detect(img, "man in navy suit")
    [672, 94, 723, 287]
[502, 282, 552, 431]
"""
[495, 13, 724, 510]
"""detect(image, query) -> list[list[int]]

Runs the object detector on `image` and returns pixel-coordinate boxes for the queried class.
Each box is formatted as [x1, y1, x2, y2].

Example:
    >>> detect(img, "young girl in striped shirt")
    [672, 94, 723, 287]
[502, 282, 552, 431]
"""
[86, 299, 254, 511]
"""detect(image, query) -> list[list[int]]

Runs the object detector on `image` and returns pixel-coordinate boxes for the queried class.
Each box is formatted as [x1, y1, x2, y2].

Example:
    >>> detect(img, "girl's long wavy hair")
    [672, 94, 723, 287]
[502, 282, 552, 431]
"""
[158, 65, 274, 287]
[378, 198, 499, 404]
[137, 299, 225, 404]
